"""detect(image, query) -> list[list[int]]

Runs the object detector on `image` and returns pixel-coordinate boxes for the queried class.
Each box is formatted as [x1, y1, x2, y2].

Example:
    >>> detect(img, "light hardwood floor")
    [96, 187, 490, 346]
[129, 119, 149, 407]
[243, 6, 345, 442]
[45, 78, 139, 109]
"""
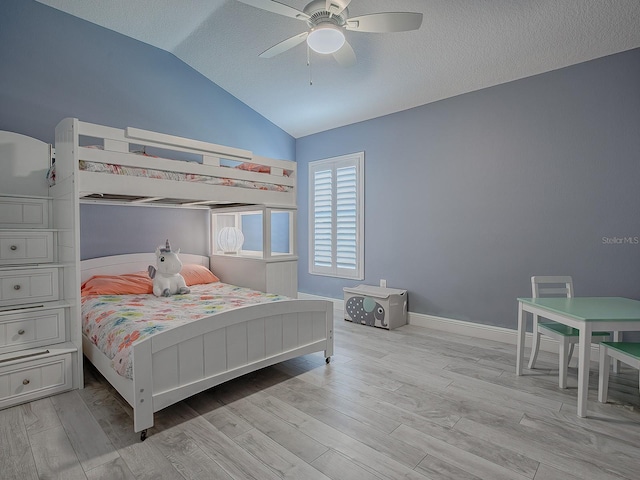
[2, 313, 640, 480]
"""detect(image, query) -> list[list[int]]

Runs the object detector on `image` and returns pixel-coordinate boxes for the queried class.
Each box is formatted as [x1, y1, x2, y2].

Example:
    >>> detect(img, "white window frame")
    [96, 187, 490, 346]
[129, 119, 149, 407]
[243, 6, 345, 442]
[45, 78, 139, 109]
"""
[211, 206, 297, 259]
[308, 152, 364, 280]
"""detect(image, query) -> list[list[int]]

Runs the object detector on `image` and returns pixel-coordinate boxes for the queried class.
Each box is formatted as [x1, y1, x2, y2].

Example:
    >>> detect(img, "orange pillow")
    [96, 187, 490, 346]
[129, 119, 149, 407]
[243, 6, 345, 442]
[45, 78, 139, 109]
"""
[81, 271, 152, 296]
[236, 162, 291, 177]
[181, 264, 219, 286]
[236, 162, 271, 174]
[80, 264, 219, 297]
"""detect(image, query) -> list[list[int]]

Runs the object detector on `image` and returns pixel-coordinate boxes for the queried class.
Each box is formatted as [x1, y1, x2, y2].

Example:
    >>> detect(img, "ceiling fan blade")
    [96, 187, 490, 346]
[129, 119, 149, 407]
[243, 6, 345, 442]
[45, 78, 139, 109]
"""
[237, 0, 309, 21]
[346, 12, 423, 33]
[332, 40, 356, 67]
[326, 0, 351, 16]
[259, 32, 309, 58]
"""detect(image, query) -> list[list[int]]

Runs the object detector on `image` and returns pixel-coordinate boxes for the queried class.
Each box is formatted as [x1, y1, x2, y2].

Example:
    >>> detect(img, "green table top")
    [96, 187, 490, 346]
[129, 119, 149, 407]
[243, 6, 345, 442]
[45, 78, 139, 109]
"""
[517, 297, 640, 322]
[602, 342, 640, 358]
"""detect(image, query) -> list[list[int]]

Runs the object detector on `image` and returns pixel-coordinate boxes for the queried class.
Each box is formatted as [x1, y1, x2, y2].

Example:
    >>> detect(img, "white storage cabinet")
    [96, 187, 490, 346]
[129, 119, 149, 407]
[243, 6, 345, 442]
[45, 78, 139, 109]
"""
[344, 285, 408, 330]
[210, 205, 298, 297]
[0, 194, 76, 409]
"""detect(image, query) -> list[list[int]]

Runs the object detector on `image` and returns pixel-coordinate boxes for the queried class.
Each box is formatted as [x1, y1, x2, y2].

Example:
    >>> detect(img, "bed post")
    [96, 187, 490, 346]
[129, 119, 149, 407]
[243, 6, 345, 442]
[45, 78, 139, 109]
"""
[325, 303, 334, 362]
[53, 117, 84, 389]
[132, 340, 154, 439]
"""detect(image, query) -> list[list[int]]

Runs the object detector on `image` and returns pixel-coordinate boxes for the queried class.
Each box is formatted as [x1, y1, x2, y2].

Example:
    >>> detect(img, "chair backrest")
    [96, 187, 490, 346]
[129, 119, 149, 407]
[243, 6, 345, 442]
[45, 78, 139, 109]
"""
[531, 276, 574, 298]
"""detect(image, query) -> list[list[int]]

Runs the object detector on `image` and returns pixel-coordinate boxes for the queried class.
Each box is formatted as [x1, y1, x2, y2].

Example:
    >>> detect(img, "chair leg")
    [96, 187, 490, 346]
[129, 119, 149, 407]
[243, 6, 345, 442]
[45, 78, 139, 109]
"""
[598, 345, 611, 403]
[558, 338, 569, 389]
[528, 315, 541, 369]
[612, 331, 622, 373]
[567, 343, 575, 367]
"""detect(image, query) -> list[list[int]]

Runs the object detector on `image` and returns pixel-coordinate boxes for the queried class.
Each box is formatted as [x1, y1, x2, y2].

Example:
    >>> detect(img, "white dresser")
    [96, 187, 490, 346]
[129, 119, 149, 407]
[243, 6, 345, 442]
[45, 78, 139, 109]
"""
[0, 194, 76, 409]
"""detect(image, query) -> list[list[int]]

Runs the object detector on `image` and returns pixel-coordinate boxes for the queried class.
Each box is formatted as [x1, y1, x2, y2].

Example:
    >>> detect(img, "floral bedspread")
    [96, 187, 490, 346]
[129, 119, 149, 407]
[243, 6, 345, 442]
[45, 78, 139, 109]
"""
[82, 283, 288, 379]
[79, 161, 291, 192]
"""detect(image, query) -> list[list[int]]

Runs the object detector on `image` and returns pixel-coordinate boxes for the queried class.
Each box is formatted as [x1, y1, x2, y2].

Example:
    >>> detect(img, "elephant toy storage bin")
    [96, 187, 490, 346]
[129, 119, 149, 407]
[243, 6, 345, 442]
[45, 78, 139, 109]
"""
[343, 285, 407, 330]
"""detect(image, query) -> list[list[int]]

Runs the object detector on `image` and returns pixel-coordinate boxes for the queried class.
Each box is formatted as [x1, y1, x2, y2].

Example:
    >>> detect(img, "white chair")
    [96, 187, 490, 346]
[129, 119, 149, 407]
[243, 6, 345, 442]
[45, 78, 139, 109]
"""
[598, 342, 640, 403]
[528, 276, 610, 388]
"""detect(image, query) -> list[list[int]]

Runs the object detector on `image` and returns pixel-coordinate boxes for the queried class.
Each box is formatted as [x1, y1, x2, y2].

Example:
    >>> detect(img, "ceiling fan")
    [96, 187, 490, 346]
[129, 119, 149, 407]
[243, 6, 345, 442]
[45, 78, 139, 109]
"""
[237, 0, 423, 67]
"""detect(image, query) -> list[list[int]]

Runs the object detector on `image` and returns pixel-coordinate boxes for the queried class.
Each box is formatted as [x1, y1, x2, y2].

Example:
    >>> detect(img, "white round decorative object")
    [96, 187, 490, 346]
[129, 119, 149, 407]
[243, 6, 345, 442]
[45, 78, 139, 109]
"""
[217, 226, 244, 254]
[307, 25, 345, 54]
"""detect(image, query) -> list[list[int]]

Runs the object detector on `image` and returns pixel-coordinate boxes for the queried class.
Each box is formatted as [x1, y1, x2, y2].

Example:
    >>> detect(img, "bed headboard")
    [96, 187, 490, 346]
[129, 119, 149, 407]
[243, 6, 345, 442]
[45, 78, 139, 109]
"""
[80, 253, 209, 282]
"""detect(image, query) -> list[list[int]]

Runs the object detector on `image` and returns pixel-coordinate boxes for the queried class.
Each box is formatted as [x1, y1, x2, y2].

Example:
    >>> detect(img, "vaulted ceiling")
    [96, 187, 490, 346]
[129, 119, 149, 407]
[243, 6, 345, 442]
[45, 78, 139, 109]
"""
[35, 0, 640, 138]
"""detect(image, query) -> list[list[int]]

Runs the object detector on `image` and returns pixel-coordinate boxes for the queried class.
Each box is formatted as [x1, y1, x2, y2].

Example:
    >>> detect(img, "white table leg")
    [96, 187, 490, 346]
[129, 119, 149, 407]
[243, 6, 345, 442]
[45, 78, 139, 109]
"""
[558, 339, 568, 389]
[516, 303, 526, 375]
[577, 325, 592, 417]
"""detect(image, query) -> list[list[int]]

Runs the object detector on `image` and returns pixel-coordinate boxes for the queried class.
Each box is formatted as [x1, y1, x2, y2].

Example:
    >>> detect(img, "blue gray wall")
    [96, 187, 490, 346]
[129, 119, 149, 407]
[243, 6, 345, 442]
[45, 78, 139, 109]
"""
[2, 1, 639, 331]
[297, 48, 640, 329]
[0, 0, 294, 259]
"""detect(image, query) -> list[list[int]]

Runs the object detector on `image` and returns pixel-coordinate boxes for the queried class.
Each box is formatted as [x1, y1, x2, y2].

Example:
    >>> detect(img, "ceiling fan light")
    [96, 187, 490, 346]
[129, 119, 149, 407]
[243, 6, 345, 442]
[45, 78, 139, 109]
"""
[307, 25, 345, 54]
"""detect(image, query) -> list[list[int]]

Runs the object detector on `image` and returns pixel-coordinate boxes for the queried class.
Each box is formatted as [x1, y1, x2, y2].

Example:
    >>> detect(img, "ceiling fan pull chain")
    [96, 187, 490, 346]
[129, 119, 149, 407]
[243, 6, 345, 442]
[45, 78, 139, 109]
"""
[307, 44, 313, 86]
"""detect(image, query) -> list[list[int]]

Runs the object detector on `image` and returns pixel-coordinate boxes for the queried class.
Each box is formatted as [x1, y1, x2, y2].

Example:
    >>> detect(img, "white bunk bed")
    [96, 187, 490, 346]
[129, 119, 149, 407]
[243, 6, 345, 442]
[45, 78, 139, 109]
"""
[48, 118, 333, 440]
[52, 117, 296, 208]
[80, 253, 333, 440]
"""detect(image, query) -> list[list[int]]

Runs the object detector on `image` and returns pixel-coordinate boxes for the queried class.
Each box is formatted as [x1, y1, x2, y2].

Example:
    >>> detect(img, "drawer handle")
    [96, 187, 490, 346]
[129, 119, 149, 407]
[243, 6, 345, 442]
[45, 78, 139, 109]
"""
[22, 379, 30, 386]
[18, 329, 25, 335]
[10, 245, 18, 251]
[14, 285, 21, 291]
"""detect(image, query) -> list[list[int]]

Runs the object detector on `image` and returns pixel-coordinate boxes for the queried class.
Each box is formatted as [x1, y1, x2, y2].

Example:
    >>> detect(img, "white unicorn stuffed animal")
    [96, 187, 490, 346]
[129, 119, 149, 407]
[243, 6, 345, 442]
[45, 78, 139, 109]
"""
[148, 239, 190, 297]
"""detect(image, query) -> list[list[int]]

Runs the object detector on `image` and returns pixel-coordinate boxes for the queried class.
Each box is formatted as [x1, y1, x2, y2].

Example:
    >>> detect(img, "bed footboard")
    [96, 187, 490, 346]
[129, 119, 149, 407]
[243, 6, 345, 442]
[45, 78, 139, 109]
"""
[131, 299, 333, 433]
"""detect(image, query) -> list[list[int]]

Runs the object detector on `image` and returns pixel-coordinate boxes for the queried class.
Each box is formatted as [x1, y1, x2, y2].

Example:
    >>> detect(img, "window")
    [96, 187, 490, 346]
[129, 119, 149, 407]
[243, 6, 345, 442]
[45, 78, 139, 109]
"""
[309, 152, 364, 279]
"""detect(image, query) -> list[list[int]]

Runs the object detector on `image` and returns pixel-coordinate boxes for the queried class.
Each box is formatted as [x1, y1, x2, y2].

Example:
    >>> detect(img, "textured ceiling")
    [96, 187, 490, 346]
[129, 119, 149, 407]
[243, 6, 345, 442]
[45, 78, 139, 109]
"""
[36, 0, 640, 138]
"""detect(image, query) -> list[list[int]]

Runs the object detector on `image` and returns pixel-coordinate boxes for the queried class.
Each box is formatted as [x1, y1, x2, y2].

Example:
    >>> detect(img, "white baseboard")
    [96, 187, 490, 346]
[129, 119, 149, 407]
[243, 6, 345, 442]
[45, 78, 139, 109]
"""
[408, 311, 601, 362]
[297, 292, 345, 311]
[298, 292, 602, 362]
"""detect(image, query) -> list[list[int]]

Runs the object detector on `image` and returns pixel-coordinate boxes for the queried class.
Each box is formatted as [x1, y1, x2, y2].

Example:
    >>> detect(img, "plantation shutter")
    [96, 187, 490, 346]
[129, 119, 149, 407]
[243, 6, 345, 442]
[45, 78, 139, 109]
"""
[336, 166, 357, 271]
[313, 169, 333, 268]
[309, 153, 363, 279]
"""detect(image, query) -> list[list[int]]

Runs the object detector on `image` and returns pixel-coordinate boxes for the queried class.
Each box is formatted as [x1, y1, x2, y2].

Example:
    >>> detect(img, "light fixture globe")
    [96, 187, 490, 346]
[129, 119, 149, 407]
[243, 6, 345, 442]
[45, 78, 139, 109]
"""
[307, 24, 345, 54]
[217, 226, 244, 254]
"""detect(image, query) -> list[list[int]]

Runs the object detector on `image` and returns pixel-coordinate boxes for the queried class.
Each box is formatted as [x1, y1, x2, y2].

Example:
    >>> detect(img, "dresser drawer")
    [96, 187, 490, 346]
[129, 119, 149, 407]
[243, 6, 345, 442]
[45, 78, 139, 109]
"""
[0, 197, 49, 229]
[0, 352, 72, 408]
[0, 268, 59, 307]
[0, 307, 65, 354]
[0, 231, 54, 265]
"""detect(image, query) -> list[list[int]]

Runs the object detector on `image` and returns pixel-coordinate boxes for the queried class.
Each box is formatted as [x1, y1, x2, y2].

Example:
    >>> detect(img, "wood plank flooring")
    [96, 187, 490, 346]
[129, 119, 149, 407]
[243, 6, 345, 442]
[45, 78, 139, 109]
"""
[2, 313, 640, 480]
